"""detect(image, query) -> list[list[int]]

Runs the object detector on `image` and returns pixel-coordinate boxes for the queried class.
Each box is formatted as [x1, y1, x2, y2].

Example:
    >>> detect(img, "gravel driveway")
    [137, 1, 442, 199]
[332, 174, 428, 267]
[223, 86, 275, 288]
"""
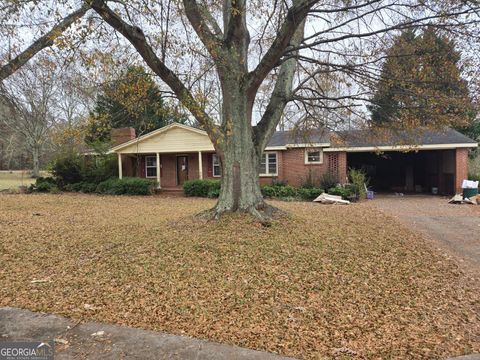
[369, 195, 480, 272]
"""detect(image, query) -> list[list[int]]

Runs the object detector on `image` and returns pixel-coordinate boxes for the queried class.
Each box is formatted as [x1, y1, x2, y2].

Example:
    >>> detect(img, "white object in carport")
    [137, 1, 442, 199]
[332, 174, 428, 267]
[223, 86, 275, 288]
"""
[461, 180, 479, 189]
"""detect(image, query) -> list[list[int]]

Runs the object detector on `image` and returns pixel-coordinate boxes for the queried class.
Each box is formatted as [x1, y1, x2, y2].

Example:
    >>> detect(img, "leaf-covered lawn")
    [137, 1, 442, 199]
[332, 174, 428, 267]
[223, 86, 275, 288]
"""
[0, 194, 478, 359]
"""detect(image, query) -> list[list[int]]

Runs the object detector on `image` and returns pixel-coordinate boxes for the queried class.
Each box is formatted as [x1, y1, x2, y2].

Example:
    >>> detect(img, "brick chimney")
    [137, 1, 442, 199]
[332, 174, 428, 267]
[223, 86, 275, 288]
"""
[111, 127, 136, 146]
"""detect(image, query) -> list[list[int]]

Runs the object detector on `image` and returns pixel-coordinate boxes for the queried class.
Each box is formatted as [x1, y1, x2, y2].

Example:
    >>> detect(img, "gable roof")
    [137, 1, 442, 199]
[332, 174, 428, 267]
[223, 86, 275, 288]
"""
[110, 122, 209, 152]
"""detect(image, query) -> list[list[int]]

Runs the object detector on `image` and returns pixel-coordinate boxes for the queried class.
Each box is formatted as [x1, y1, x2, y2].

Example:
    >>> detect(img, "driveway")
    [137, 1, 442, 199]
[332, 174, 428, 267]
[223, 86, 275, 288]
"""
[369, 195, 480, 272]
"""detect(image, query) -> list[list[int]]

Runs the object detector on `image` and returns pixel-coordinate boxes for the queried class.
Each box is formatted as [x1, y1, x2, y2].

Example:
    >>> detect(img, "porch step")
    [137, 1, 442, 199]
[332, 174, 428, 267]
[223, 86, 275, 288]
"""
[156, 187, 184, 196]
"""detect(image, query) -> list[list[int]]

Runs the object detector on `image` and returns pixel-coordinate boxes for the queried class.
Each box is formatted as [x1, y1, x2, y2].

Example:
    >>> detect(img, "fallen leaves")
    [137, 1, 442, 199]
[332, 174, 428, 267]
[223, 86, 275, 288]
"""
[0, 193, 479, 359]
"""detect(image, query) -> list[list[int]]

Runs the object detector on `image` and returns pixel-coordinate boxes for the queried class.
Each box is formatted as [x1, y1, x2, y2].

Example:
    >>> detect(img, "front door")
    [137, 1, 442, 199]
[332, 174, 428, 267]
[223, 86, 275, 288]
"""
[177, 156, 189, 185]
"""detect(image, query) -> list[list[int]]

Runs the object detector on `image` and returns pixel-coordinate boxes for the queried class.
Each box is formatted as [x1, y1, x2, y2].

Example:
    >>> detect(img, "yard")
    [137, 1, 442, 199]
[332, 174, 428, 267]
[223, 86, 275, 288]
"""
[0, 170, 37, 190]
[0, 194, 479, 359]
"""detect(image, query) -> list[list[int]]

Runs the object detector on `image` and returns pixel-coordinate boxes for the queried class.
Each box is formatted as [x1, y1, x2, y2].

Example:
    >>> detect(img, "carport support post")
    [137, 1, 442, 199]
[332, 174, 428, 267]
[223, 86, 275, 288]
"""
[156, 152, 161, 189]
[198, 151, 203, 179]
[117, 153, 122, 179]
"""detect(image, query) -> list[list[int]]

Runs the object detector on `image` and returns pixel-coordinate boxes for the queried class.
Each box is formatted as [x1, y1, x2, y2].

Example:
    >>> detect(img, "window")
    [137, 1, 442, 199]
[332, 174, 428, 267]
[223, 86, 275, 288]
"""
[145, 156, 157, 178]
[305, 149, 323, 164]
[259, 152, 277, 176]
[212, 154, 221, 177]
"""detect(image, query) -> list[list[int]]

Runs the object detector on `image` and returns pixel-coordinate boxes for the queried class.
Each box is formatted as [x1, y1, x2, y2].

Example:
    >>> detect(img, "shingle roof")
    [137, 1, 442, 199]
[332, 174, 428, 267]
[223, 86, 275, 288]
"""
[266, 129, 331, 147]
[332, 127, 477, 148]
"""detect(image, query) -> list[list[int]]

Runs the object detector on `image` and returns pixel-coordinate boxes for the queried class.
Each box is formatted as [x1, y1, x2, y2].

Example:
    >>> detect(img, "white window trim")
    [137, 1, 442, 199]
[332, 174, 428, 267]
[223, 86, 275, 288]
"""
[304, 149, 324, 164]
[259, 151, 278, 177]
[212, 154, 221, 177]
[145, 155, 157, 178]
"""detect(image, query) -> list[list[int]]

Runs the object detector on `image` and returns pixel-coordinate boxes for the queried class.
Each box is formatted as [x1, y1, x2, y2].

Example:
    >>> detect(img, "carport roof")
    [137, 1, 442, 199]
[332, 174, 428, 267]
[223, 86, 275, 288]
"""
[330, 127, 477, 149]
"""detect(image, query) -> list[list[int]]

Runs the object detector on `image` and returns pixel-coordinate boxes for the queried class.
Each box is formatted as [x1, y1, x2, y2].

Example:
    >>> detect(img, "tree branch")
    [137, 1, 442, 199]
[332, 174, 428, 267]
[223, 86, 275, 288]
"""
[0, 3, 90, 82]
[183, 0, 223, 59]
[253, 20, 306, 153]
[90, 0, 221, 142]
[246, 0, 317, 99]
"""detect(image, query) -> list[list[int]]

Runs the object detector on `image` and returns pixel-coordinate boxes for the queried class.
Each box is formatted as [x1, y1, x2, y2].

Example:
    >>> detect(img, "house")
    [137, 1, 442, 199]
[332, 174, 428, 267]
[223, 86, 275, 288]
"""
[109, 123, 478, 194]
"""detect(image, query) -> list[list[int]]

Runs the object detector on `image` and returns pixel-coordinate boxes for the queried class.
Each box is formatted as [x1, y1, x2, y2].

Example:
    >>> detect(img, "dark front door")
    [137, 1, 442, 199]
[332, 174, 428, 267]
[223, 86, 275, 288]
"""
[177, 156, 189, 185]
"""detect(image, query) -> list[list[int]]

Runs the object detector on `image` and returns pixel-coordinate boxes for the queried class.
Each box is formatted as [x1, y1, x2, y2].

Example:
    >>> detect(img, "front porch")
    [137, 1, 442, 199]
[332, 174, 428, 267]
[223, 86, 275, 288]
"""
[117, 151, 219, 189]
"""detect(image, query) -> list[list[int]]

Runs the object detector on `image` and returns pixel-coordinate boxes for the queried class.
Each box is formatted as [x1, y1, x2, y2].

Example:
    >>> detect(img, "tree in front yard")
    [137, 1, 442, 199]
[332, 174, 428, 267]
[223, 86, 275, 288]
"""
[1, 1, 480, 220]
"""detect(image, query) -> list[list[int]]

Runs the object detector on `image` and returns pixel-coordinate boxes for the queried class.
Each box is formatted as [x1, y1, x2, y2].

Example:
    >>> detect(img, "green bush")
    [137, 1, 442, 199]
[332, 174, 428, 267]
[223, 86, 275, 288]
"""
[261, 184, 296, 198]
[328, 185, 354, 199]
[83, 155, 118, 183]
[64, 182, 97, 193]
[297, 187, 324, 200]
[50, 153, 118, 188]
[348, 168, 368, 199]
[50, 154, 84, 186]
[29, 177, 59, 193]
[96, 177, 157, 195]
[183, 179, 221, 197]
[319, 171, 339, 190]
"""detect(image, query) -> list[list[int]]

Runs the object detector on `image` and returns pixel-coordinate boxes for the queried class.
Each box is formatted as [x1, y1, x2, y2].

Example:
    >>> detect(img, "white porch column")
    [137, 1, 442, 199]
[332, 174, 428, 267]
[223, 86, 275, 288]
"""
[117, 153, 123, 179]
[198, 151, 203, 179]
[156, 152, 161, 189]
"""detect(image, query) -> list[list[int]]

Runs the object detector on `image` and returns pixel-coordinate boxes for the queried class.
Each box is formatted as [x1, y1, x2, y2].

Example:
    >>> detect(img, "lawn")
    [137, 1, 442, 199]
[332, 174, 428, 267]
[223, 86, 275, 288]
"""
[0, 194, 479, 359]
[0, 170, 43, 190]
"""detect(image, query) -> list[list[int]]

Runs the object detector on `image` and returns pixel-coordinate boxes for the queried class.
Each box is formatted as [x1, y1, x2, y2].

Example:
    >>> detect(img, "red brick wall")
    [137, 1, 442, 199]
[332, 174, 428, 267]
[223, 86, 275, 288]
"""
[132, 150, 349, 188]
[278, 149, 347, 187]
[455, 148, 469, 193]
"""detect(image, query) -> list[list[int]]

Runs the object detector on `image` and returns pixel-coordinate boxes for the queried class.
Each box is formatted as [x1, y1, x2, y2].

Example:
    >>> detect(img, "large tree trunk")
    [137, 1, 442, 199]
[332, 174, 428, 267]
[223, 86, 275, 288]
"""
[212, 78, 268, 219]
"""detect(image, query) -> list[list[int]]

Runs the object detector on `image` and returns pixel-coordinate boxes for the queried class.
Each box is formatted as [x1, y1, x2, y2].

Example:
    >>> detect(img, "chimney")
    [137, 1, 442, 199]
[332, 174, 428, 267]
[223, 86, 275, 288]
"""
[111, 127, 136, 146]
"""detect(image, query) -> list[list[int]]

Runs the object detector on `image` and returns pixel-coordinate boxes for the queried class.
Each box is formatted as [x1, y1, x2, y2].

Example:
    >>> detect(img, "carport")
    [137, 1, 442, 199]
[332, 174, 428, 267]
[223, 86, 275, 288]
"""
[347, 149, 456, 195]
[328, 128, 478, 194]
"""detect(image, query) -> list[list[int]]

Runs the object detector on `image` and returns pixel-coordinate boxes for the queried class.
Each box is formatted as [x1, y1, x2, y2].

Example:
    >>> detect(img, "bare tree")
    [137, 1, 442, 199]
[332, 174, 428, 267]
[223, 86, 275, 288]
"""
[1, 0, 479, 220]
[0, 60, 58, 177]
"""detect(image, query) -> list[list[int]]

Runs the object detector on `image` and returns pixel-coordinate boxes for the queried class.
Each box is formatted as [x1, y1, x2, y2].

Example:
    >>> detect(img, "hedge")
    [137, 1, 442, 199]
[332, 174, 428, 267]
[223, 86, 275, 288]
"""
[261, 184, 324, 200]
[96, 178, 157, 195]
[29, 177, 59, 193]
[183, 179, 221, 198]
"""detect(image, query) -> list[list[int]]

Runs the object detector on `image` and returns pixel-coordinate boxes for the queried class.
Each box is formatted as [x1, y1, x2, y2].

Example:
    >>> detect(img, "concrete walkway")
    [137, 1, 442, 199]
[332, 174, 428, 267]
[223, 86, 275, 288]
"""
[0, 307, 294, 360]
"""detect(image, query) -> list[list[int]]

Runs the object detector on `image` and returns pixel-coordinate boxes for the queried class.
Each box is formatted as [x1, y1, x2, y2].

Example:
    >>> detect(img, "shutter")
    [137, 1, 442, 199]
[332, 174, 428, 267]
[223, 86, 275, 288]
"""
[207, 154, 213, 177]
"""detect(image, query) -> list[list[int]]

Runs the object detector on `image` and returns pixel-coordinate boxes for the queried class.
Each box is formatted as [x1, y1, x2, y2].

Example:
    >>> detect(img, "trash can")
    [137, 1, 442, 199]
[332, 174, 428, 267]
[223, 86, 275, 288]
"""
[463, 187, 479, 199]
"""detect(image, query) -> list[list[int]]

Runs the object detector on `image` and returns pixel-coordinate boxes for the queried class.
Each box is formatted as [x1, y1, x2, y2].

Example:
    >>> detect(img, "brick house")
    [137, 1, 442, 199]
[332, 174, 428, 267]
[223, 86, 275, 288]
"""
[110, 123, 477, 194]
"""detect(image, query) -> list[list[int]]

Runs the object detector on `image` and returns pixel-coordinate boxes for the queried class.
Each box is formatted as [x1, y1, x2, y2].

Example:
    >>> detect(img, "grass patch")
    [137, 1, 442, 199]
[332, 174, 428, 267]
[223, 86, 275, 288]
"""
[0, 171, 48, 190]
[0, 194, 478, 359]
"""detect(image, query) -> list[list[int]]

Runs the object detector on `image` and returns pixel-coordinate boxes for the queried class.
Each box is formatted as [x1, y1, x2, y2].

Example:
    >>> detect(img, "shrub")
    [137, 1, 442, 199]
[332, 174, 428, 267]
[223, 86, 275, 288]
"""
[320, 171, 339, 190]
[297, 187, 324, 200]
[348, 168, 368, 199]
[50, 154, 83, 186]
[261, 184, 297, 198]
[96, 177, 156, 195]
[83, 155, 118, 183]
[29, 177, 58, 193]
[328, 185, 354, 199]
[64, 182, 97, 193]
[183, 179, 221, 197]
[50, 153, 118, 188]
